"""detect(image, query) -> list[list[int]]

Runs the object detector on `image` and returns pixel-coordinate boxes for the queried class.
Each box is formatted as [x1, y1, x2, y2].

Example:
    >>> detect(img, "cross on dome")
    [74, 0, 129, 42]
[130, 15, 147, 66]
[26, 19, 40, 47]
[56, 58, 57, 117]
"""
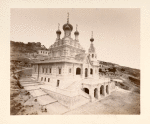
[90, 31, 94, 42]
[67, 12, 69, 23]
[58, 23, 60, 30]
[76, 24, 78, 31]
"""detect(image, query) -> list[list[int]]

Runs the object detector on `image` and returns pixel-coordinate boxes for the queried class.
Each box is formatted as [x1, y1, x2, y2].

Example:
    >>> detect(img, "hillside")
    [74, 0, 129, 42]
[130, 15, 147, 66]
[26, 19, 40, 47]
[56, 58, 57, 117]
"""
[10, 41, 140, 91]
[10, 41, 49, 66]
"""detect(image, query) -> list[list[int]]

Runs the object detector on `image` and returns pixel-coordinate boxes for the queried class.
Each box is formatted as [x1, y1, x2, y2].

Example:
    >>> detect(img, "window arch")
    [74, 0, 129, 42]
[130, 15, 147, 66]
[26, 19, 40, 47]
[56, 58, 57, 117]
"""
[76, 68, 81, 75]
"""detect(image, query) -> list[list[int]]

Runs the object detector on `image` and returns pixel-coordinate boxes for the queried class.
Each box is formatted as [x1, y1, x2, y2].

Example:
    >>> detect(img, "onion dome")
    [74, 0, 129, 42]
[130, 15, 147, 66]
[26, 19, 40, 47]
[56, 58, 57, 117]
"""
[90, 31, 94, 42]
[63, 23, 73, 31]
[74, 30, 79, 35]
[63, 12, 73, 31]
[74, 24, 79, 35]
[56, 30, 61, 34]
[90, 37, 94, 42]
[56, 23, 61, 34]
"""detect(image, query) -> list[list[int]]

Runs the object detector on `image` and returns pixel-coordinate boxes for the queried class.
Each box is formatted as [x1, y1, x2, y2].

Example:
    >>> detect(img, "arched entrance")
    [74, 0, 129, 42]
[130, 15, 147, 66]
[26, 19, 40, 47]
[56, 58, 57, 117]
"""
[94, 88, 98, 99]
[106, 85, 109, 94]
[83, 88, 89, 94]
[100, 85, 104, 96]
[85, 68, 88, 78]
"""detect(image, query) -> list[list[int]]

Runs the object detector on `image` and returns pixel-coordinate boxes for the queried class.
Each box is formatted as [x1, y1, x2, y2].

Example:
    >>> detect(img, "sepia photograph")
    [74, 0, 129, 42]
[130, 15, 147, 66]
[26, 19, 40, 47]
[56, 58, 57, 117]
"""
[10, 8, 140, 115]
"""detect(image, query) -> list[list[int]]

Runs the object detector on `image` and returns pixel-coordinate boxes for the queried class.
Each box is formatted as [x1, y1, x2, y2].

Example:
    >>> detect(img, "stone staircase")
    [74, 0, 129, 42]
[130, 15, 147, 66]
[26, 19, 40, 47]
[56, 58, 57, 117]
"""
[65, 79, 83, 90]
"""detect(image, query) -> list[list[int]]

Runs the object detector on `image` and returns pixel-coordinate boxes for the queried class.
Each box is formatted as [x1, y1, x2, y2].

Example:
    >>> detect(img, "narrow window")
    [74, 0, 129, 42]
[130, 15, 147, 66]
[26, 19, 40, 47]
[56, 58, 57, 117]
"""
[49, 68, 51, 73]
[92, 54, 94, 58]
[44, 78, 46, 81]
[41, 77, 43, 81]
[69, 68, 71, 73]
[46, 68, 47, 73]
[48, 78, 50, 82]
[57, 80, 60, 87]
[59, 68, 61, 74]
[43, 68, 44, 73]
[90, 68, 93, 74]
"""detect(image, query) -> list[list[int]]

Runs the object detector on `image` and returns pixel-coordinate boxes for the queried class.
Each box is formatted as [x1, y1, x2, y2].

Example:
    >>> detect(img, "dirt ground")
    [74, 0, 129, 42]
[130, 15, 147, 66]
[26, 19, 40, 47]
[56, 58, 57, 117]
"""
[64, 88, 140, 115]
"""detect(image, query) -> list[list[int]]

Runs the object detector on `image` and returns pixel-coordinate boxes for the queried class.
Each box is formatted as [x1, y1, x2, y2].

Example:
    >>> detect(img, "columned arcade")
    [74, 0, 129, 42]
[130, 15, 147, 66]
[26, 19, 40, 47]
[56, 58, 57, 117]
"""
[81, 80, 115, 102]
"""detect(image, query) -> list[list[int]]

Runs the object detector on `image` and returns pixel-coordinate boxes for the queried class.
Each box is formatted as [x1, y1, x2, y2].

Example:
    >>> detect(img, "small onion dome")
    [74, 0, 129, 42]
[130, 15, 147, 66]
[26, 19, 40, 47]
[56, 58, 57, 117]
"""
[90, 37, 94, 42]
[63, 23, 73, 31]
[56, 30, 61, 34]
[74, 30, 79, 35]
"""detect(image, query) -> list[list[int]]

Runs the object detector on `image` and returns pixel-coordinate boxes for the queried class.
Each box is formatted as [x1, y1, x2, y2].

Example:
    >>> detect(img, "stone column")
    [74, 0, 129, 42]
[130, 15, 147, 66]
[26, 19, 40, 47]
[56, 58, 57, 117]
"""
[108, 82, 110, 94]
[90, 87, 94, 102]
[104, 83, 106, 97]
[88, 67, 90, 78]
[97, 84, 100, 99]
[82, 65, 85, 79]
[73, 64, 74, 78]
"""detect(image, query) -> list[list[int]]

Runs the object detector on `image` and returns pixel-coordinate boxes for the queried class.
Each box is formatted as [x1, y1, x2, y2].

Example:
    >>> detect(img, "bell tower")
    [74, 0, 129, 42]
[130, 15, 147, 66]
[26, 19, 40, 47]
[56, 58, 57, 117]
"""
[88, 31, 98, 65]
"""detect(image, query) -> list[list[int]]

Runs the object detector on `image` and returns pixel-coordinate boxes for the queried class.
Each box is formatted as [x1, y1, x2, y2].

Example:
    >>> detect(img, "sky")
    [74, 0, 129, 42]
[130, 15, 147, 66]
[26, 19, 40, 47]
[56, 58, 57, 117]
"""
[10, 8, 140, 69]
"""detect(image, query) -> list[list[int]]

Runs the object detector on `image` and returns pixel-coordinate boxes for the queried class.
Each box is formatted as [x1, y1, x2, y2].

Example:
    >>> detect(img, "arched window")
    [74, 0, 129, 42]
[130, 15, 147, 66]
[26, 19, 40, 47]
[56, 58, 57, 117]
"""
[76, 68, 81, 75]
[46, 68, 47, 73]
[41, 77, 43, 81]
[43, 68, 44, 73]
[44, 78, 46, 81]
[90, 68, 93, 74]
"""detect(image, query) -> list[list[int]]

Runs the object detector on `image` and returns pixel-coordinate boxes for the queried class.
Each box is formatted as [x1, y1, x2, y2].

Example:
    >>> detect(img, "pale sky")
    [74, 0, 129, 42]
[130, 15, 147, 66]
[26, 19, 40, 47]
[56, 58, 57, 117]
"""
[10, 8, 140, 69]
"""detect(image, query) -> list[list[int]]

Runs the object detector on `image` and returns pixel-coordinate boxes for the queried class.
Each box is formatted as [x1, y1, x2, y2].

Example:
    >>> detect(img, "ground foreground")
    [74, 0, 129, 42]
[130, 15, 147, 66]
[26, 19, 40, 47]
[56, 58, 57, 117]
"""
[64, 88, 140, 115]
[10, 76, 140, 115]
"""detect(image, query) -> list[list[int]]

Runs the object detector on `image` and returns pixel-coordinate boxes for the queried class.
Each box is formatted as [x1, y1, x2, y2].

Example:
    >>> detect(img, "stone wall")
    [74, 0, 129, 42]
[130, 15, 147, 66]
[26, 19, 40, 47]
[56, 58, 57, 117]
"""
[41, 88, 87, 109]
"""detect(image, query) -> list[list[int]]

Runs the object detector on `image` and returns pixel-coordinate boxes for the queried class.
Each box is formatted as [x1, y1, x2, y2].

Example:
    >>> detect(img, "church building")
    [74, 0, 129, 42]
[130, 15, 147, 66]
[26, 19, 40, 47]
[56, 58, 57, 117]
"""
[32, 13, 116, 109]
